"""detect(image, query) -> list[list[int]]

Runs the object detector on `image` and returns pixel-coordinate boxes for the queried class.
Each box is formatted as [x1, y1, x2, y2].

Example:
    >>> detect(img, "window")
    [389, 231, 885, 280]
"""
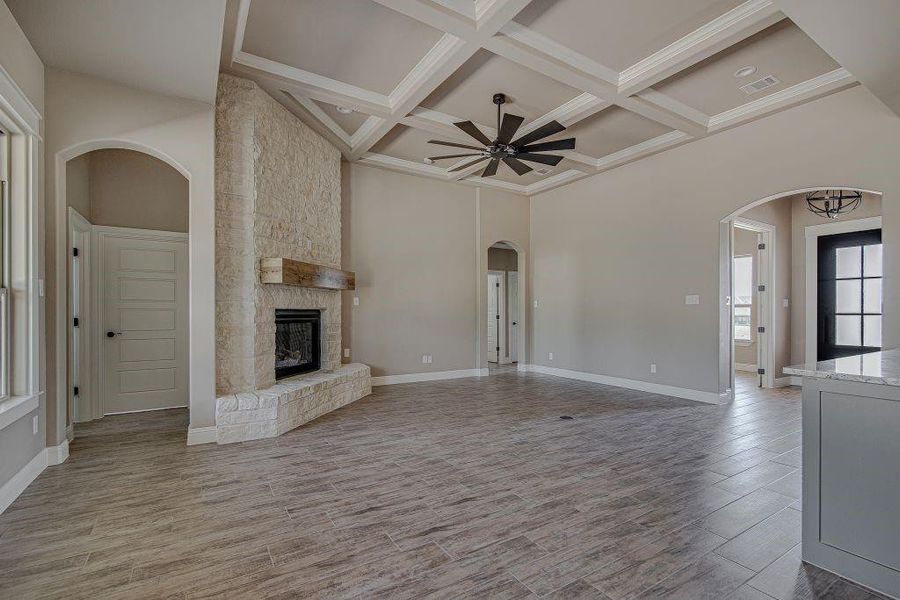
[835, 242, 882, 348]
[733, 255, 753, 343]
[0, 130, 8, 400]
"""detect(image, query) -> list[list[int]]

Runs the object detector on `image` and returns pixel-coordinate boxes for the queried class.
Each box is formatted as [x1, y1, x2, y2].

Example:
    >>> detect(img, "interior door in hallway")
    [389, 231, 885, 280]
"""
[508, 271, 518, 363]
[487, 272, 501, 363]
[101, 230, 188, 414]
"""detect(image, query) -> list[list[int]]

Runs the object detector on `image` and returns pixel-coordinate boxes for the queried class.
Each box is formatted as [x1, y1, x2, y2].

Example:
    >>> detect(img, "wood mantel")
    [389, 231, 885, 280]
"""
[260, 258, 355, 290]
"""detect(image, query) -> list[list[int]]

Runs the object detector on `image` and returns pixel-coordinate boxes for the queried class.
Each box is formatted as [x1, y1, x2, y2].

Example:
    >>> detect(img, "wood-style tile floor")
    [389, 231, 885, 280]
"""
[0, 372, 888, 599]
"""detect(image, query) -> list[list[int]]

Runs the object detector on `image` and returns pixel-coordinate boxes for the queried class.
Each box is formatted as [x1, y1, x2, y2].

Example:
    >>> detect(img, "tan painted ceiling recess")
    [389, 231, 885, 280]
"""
[220, 0, 858, 195]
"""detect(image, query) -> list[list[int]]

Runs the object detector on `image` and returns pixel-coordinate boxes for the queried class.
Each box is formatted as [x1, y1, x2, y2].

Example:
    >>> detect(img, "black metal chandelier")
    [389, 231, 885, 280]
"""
[806, 189, 862, 219]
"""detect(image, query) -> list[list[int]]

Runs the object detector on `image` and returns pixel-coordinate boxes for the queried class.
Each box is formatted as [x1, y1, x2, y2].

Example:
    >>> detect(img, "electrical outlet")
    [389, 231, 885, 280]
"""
[353, 297, 360, 306]
[650, 363, 657, 374]
[783, 298, 790, 308]
[422, 354, 428, 364]
[38, 279, 45, 297]
[427, 355, 433, 364]
[549, 352, 554, 361]
[533, 300, 539, 308]
[32, 415, 38, 435]
[685, 295, 700, 305]
[343, 348, 350, 358]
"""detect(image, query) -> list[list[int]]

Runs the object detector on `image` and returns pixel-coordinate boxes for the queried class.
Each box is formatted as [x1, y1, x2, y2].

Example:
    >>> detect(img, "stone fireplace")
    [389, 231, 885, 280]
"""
[213, 74, 370, 444]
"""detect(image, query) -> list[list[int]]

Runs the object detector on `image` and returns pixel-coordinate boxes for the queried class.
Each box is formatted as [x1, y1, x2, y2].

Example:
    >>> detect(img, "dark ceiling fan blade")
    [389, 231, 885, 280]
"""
[428, 153, 482, 160]
[428, 140, 485, 151]
[510, 120, 566, 147]
[516, 152, 564, 166]
[454, 121, 493, 146]
[502, 156, 533, 176]
[481, 158, 500, 177]
[449, 156, 489, 172]
[497, 113, 525, 145]
[519, 138, 575, 153]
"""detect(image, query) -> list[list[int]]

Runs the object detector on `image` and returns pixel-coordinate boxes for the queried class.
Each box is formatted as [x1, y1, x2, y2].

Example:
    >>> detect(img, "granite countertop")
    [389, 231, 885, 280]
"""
[783, 348, 900, 387]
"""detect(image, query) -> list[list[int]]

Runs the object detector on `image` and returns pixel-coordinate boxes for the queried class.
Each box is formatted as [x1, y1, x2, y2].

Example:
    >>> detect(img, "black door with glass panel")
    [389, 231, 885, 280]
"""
[817, 229, 882, 360]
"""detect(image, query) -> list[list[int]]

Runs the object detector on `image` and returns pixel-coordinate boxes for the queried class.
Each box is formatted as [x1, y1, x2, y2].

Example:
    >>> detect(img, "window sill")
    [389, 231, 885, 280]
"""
[0, 393, 40, 431]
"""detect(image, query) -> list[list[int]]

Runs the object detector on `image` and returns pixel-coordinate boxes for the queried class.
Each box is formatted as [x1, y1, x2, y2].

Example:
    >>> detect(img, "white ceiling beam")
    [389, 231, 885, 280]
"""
[368, 0, 476, 38]
[231, 52, 393, 117]
[707, 68, 856, 132]
[617, 0, 784, 96]
[261, 85, 352, 156]
[348, 0, 534, 160]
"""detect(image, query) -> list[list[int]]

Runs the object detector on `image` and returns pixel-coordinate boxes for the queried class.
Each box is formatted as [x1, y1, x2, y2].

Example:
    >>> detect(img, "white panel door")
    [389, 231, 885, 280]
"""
[101, 232, 188, 414]
[508, 271, 519, 363]
[487, 273, 500, 363]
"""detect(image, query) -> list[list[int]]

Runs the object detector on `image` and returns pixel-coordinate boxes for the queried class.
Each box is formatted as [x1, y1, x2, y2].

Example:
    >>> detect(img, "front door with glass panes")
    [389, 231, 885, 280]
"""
[817, 229, 882, 360]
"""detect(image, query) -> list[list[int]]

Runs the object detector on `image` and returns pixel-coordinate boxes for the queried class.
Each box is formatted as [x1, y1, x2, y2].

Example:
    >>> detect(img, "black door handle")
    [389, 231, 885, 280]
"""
[106, 331, 122, 338]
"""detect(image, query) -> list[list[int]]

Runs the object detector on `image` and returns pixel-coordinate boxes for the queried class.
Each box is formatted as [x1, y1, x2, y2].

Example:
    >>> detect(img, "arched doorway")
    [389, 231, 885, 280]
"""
[485, 241, 525, 373]
[59, 146, 191, 438]
[718, 186, 883, 399]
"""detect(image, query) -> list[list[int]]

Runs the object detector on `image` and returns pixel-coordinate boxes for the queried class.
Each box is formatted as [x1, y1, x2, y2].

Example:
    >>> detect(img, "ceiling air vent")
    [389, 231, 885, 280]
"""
[740, 75, 780, 95]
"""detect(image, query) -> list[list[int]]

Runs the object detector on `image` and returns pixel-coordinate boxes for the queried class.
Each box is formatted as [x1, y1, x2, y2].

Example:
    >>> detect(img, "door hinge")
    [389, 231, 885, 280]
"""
[758, 243, 766, 250]
[73, 317, 79, 327]
[73, 247, 79, 257]
[758, 284, 766, 292]
[495, 314, 500, 320]
[757, 326, 765, 333]
[73, 386, 79, 396]
[757, 368, 766, 375]
[496, 282, 500, 288]
[496, 346, 500, 352]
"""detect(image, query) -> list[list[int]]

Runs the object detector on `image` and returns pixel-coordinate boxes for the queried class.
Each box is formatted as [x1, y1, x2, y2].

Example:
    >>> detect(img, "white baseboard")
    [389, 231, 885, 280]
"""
[104, 404, 188, 416]
[775, 375, 803, 388]
[0, 450, 47, 514]
[526, 364, 725, 404]
[735, 363, 758, 373]
[372, 368, 488, 386]
[46, 440, 69, 466]
[186, 426, 217, 446]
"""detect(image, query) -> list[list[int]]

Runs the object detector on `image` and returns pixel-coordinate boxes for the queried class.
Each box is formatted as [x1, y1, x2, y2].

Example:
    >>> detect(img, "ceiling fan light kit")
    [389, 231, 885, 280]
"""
[425, 92, 576, 178]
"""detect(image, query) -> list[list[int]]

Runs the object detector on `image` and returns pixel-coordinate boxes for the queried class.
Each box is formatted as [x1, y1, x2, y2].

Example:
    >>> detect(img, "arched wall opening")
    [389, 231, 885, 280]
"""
[718, 186, 884, 399]
[483, 239, 527, 372]
[54, 141, 196, 443]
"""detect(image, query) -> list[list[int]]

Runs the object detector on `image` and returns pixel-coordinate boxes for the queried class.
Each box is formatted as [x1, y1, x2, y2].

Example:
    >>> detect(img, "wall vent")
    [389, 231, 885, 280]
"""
[740, 75, 780, 95]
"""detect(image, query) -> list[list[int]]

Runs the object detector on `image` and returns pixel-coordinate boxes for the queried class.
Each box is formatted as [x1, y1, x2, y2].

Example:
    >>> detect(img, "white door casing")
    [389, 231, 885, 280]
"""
[508, 271, 519, 363]
[99, 228, 188, 414]
[69, 208, 92, 423]
[487, 272, 504, 363]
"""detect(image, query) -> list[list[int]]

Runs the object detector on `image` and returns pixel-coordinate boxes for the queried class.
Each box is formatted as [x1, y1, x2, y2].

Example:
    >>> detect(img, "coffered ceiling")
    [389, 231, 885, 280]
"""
[221, 0, 858, 195]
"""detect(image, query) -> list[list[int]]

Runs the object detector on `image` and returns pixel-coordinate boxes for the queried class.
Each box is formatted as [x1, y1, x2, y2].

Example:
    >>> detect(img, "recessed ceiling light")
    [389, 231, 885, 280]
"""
[335, 106, 353, 114]
[733, 65, 757, 78]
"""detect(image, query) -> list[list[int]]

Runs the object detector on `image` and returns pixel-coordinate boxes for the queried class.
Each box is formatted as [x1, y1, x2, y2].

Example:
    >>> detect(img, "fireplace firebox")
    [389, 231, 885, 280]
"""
[274, 309, 321, 379]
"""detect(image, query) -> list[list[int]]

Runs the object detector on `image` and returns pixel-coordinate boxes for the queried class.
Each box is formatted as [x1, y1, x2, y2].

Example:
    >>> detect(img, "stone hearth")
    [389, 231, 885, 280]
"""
[214, 74, 370, 443]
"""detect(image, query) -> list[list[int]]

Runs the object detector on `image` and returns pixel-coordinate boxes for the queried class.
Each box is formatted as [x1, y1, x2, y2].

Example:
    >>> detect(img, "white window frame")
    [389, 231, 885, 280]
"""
[1, 137, 9, 400]
[0, 69, 42, 431]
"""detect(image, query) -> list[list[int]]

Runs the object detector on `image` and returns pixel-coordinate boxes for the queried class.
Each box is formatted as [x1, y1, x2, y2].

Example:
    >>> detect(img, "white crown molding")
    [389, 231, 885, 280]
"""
[0, 63, 42, 134]
[617, 0, 784, 95]
[515, 93, 607, 138]
[287, 93, 352, 146]
[595, 130, 692, 170]
[524, 170, 585, 195]
[497, 21, 620, 85]
[634, 89, 711, 128]
[369, 0, 476, 38]
[232, 51, 392, 116]
[388, 34, 467, 112]
[358, 153, 529, 194]
[707, 68, 856, 131]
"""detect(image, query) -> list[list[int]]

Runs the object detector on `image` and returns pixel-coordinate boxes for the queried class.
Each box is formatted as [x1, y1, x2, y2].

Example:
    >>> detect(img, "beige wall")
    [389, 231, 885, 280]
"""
[65, 149, 189, 232]
[530, 86, 900, 396]
[65, 153, 90, 217]
[342, 163, 476, 377]
[489, 247, 518, 271]
[88, 149, 188, 232]
[45, 68, 216, 441]
[0, 0, 43, 113]
[732, 227, 758, 367]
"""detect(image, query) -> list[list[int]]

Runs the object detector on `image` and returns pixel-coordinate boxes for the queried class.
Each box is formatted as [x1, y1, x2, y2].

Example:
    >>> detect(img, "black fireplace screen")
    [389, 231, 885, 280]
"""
[274, 309, 321, 379]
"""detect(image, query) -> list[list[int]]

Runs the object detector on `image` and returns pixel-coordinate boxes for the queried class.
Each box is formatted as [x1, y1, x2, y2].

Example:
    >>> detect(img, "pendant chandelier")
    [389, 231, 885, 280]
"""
[806, 189, 862, 219]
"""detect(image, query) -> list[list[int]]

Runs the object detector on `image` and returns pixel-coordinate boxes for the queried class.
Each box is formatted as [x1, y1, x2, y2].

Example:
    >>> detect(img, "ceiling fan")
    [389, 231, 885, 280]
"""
[426, 93, 575, 178]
